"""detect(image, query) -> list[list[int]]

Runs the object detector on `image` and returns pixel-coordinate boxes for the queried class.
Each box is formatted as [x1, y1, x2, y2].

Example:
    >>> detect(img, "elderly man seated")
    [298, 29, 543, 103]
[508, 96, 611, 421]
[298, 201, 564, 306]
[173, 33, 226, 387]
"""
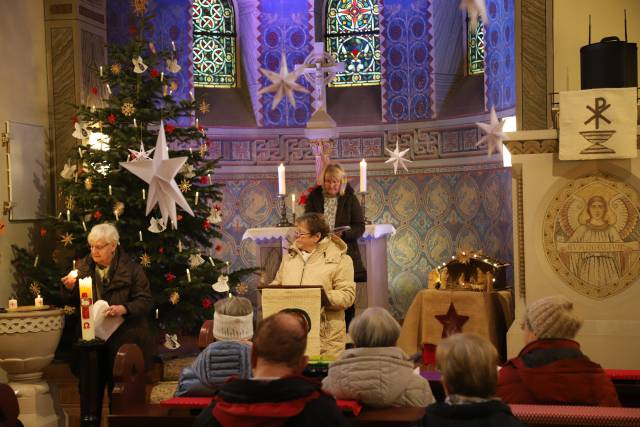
[322, 307, 434, 407]
[194, 311, 346, 427]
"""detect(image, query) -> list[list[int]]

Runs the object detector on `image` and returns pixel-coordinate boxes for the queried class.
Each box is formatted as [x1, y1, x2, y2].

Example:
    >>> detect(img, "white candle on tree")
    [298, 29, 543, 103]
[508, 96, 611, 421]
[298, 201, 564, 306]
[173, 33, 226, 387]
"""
[277, 163, 286, 195]
[359, 159, 367, 193]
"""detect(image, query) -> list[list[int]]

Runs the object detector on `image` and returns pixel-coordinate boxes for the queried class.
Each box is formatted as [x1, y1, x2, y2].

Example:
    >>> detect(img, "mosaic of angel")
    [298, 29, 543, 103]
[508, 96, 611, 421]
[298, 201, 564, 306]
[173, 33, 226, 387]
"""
[557, 192, 640, 287]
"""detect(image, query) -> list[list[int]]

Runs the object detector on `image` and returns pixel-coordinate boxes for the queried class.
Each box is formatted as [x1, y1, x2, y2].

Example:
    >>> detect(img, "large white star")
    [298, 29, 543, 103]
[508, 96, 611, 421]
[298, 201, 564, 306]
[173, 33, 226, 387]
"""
[128, 141, 155, 161]
[460, 0, 488, 31]
[476, 107, 509, 156]
[120, 121, 194, 228]
[385, 140, 413, 174]
[258, 51, 308, 110]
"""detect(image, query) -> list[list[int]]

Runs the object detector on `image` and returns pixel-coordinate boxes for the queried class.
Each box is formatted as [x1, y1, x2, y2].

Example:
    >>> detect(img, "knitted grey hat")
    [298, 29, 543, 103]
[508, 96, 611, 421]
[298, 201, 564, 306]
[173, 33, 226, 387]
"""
[524, 295, 583, 339]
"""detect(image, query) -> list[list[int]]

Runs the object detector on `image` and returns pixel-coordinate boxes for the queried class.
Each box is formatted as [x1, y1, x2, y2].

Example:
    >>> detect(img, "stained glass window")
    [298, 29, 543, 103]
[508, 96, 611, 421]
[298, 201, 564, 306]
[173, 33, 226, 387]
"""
[467, 19, 485, 75]
[193, 0, 236, 88]
[325, 0, 381, 87]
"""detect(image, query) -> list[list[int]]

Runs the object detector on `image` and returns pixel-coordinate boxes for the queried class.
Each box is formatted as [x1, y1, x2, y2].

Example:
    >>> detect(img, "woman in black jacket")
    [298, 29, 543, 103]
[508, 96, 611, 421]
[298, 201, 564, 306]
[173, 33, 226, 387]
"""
[304, 163, 366, 328]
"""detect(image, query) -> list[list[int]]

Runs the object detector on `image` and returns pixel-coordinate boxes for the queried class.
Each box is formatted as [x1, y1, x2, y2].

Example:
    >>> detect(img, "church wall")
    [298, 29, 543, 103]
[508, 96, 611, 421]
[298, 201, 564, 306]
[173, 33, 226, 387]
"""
[0, 2, 49, 306]
[553, 0, 640, 92]
[484, 0, 516, 111]
[214, 161, 513, 319]
[508, 151, 640, 369]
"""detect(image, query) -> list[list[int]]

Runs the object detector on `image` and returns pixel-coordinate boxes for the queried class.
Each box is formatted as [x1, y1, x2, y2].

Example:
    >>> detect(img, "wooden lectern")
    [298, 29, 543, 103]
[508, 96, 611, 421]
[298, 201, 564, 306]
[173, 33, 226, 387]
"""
[259, 286, 323, 357]
[243, 224, 395, 310]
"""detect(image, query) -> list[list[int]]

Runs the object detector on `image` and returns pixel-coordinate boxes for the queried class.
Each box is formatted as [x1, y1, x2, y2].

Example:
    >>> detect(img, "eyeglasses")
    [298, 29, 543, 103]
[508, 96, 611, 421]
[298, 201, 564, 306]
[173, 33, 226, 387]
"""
[294, 230, 312, 237]
[89, 243, 110, 251]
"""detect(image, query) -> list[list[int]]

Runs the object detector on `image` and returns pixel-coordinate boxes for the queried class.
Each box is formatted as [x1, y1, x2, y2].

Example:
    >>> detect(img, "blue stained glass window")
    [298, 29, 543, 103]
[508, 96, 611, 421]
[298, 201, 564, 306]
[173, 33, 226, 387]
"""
[193, 0, 237, 88]
[467, 19, 485, 75]
[325, 0, 381, 87]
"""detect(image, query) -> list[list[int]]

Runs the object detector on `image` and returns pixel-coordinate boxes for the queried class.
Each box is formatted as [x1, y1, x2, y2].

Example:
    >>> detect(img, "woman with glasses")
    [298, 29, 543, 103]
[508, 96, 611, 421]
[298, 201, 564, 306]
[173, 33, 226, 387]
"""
[271, 212, 356, 358]
[304, 163, 366, 329]
[60, 223, 153, 406]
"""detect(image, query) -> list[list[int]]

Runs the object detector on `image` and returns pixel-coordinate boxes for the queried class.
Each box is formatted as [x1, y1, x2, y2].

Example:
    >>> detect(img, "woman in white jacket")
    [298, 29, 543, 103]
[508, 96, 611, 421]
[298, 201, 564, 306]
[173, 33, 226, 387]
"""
[322, 307, 435, 407]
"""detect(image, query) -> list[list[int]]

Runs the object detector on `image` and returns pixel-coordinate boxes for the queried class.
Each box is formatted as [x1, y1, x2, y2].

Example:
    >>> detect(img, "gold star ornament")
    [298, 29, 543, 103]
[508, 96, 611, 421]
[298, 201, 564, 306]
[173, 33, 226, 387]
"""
[60, 232, 75, 247]
[179, 178, 192, 193]
[198, 100, 210, 114]
[139, 253, 151, 268]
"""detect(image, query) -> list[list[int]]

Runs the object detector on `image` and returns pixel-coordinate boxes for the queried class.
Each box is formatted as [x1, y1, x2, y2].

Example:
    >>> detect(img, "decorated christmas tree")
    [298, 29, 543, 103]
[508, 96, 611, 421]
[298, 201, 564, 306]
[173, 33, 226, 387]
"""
[11, 3, 254, 341]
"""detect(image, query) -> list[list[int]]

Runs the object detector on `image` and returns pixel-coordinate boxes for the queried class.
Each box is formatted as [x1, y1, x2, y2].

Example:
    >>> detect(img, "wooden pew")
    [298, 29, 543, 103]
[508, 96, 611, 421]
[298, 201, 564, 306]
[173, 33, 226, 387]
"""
[510, 404, 640, 427]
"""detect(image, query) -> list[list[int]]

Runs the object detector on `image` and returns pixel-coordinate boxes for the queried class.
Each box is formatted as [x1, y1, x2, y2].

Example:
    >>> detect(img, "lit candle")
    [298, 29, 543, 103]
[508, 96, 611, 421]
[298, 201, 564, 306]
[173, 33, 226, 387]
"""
[163, 85, 168, 96]
[69, 269, 78, 280]
[359, 159, 367, 193]
[186, 268, 191, 282]
[34, 255, 39, 267]
[291, 193, 296, 210]
[142, 188, 146, 200]
[66, 209, 71, 222]
[195, 191, 199, 205]
[155, 308, 159, 319]
[35, 294, 44, 307]
[108, 185, 112, 196]
[277, 163, 286, 195]
[8, 297, 17, 310]
[82, 221, 87, 232]
[160, 71, 164, 82]
[79, 277, 95, 341]
[114, 210, 119, 221]
[209, 256, 215, 267]
[171, 41, 176, 52]
[138, 230, 143, 241]
[178, 240, 183, 253]
[195, 118, 199, 128]
[99, 66, 103, 77]
[78, 147, 83, 158]
[106, 84, 111, 95]
[133, 118, 137, 127]
[208, 174, 212, 185]
[189, 91, 195, 101]
[73, 259, 76, 270]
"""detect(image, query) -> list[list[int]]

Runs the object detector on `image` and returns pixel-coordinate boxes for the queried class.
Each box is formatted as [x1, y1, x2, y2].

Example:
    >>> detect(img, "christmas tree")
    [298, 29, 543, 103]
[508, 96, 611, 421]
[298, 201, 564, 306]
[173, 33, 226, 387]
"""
[11, 3, 254, 339]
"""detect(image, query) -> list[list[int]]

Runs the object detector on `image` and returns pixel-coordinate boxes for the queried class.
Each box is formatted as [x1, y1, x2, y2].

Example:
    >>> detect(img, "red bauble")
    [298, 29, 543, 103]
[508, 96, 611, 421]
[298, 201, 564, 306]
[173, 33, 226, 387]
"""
[201, 297, 212, 309]
[150, 68, 159, 78]
[165, 124, 175, 134]
[107, 113, 116, 125]
[202, 220, 211, 231]
[159, 247, 165, 254]
[199, 176, 207, 184]
[93, 211, 102, 220]
[165, 272, 176, 282]
[40, 228, 47, 238]
[128, 25, 137, 36]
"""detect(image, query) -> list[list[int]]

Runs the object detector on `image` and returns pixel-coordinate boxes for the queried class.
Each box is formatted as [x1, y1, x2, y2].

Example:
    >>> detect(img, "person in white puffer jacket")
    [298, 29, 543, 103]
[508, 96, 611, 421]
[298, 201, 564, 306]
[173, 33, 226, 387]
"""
[322, 307, 435, 407]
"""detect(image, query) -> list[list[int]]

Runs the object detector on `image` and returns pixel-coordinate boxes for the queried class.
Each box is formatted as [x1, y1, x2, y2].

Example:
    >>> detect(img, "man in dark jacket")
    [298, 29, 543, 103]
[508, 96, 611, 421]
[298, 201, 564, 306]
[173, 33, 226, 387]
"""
[61, 223, 154, 406]
[497, 295, 620, 406]
[194, 311, 347, 427]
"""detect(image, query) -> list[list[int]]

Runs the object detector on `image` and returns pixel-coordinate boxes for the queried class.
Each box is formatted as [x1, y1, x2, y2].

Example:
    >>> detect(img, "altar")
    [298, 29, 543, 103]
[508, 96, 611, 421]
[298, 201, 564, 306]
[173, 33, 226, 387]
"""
[242, 224, 395, 309]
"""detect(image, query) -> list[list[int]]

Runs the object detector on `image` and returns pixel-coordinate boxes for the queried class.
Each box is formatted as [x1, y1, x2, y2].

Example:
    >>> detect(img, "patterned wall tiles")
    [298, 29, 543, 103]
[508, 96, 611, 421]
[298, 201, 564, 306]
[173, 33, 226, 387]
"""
[216, 165, 513, 318]
[484, 0, 515, 111]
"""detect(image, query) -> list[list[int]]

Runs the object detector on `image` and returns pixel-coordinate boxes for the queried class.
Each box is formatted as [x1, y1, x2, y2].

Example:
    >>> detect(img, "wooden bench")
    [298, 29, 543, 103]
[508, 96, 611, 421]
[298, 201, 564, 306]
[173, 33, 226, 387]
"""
[510, 404, 640, 427]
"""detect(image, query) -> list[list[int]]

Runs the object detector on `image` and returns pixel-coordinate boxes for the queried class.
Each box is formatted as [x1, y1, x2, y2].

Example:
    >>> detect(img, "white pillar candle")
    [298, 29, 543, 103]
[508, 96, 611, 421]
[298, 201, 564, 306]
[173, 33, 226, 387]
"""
[155, 308, 159, 319]
[8, 297, 17, 310]
[208, 174, 212, 185]
[359, 159, 367, 193]
[209, 256, 215, 267]
[277, 163, 286, 195]
[186, 268, 191, 283]
[106, 84, 111, 95]
[133, 118, 137, 127]
[82, 221, 87, 231]
[79, 277, 95, 341]
[35, 294, 44, 307]
[189, 91, 195, 101]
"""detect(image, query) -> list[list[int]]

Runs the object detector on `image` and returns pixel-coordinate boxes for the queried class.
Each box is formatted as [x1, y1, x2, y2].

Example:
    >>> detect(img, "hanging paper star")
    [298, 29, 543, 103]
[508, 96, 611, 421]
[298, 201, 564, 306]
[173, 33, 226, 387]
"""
[139, 253, 151, 268]
[110, 63, 122, 75]
[475, 107, 509, 156]
[460, 0, 488, 31]
[65, 195, 75, 210]
[168, 292, 180, 305]
[258, 51, 308, 110]
[235, 282, 248, 295]
[198, 100, 210, 114]
[30, 282, 41, 296]
[128, 141, 155, 161]
[120, 121, 194, 229]
[60, 232, 75, 247]
[385, 140, 413, 174]
[435, 302, 470, 338]
[212, 274, 230, 293]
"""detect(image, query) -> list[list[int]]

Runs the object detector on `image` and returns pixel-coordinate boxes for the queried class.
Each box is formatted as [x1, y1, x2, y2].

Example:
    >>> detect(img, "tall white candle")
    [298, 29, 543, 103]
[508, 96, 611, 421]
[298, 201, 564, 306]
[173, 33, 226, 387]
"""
[277, 163, 286, 195]
[67, 209, 71, 222]
[160, 71, 164, 82]
[79, 277, 95, 341]
[359, 159, 367, 193]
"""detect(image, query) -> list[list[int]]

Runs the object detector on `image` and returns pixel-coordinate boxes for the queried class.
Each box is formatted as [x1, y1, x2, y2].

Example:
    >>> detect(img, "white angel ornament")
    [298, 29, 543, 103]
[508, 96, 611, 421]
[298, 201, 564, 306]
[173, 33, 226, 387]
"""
[132, 56, 148, 74]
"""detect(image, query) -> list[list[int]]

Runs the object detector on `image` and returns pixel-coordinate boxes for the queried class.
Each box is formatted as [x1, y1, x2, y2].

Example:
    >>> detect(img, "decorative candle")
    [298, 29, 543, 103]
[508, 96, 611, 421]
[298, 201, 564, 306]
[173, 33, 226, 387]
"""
[66, 209, 71, 222]
[277, 163, 286, 195]
[114, 210, 119, 221]
[155, 308, 159, 319]
[133, 118, 137, 127]
[99, 66, 103, 77]
[195, 118, 199, 128]
[186, 268, 191, 282]
[178, 240, 183, 253]
[359, 159, 367, 193]
[106, 84, 111, 95]
[291, 193, 296, 210]
[139, 230, 143, 241]
[78, 277, 95, 341]
[34, 255, 39, 267]
[160, 71, 164, 82]
[69, 269, 78, 280]
[195, 191, 199, 205]
[209, 256, 215, 267]
[142, 188, 146, 200]
[78, 147, 83, 158]
[73, 259, 76, 270]
[8, 297, 17, 310]
[35, 294, 43, 307]
[171, 41, 176, 52]
[163, 85, 168, 96]
[108, 185, 112, 196]
[208, 174, 212, 185]
[82, 220, 87, 232]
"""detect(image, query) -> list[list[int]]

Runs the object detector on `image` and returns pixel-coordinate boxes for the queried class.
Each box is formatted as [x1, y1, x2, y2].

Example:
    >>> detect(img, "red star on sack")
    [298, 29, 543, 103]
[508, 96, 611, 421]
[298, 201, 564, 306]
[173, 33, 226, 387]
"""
[165, 272, 175, 282]
[107, 113, 116, 125]
[435, 303, 469, 338]
[215, 244, 222, 253]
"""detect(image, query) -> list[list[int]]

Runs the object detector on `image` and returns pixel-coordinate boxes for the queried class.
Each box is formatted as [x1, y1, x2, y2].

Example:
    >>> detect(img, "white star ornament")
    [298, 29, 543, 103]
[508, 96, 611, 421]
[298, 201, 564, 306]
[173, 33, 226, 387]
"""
[120, 121, 194, 229]
[475, 107, 509, 156]
[128, 141, 155, 161]
[385, 141, 413, 174]
[258, 51, 308, 110]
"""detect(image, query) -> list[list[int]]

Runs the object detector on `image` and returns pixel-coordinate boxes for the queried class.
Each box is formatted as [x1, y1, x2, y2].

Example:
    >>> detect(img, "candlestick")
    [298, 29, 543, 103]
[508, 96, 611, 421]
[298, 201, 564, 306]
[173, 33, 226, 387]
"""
[195, 191, 199, 205]
[79, 277, 95, 341]
[108, 185, 112, 196]
[360, 191, 372, 225]
[35, 294, 44, 307]
[8, 297, 17, 310]
[139, 230, 143, 241]
[277, 163, 286, 195]
[276, 194, 292, 227]
[359, 159, 367, 193]
[186, 268, 191, 283]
